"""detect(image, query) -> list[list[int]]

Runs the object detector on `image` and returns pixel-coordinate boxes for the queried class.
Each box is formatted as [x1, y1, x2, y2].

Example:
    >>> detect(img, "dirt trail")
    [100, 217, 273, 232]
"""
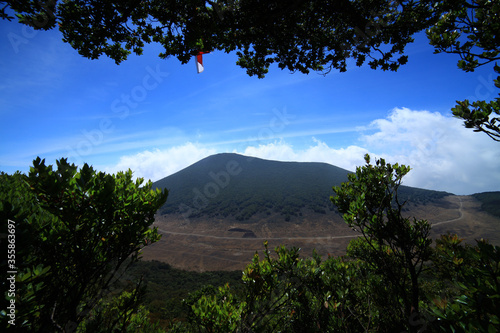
[157, 228, 358, 241]
[157, 196, 467, 240]
[431, 196, 464, 227]
[145, 195, 500, 271]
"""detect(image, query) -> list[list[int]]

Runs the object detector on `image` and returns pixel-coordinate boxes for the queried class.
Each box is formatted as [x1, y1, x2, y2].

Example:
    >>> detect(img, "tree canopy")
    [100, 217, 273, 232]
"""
[427, 0, 500, 72]
[331, 154, 432, 320]
[426, 0, 500, 141]
[3, 0, 500, 140]
[2, 0, 440, 78]
[0, 158, 168, 331]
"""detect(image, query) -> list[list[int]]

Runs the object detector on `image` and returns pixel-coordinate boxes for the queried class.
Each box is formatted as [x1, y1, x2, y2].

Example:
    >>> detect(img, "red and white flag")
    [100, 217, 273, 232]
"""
[195, 51, 209, 73]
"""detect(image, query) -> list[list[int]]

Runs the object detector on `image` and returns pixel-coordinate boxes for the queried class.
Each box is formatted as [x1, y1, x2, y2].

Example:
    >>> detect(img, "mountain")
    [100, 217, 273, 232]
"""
[153, 153, 450, 222]
[146, 153, 499, 271]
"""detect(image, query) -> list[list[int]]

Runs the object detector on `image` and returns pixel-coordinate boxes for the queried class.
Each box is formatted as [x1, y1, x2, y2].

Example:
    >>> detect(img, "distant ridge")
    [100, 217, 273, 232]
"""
[472, 192, 500, 218]
[153, 153, 451, 222]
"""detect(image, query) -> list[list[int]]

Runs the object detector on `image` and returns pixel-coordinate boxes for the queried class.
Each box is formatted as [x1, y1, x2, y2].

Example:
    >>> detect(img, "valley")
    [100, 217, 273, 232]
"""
[138, 153, 500, 271]
[141, 194, 500, 271]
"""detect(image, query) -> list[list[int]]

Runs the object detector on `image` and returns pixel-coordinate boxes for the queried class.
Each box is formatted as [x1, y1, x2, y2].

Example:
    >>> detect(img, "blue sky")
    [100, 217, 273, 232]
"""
[1, 18, 499, 195]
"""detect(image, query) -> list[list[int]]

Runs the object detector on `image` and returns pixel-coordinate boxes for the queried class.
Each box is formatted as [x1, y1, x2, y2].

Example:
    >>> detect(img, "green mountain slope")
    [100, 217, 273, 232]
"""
[153, 153, 451, 221]
[472, 191, 500, 218]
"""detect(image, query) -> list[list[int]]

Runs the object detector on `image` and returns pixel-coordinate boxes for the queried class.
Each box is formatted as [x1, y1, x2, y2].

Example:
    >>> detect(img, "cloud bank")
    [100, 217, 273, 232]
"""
[107, 108, 500, 195]
[360, 107, 500, 194]
[106, 142, 217, 182]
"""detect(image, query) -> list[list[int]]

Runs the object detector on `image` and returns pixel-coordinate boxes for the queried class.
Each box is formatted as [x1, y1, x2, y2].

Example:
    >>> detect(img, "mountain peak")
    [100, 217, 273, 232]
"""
[153, 153, 449, 222]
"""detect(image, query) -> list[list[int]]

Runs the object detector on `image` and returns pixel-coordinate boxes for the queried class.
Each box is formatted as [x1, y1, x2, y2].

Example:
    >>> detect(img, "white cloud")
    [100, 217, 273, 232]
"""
[238, 108, 500, 194]
[359, 107, 500, 194]
[107, 108, 500, 195]
[105, 142, 216, 182]
[239, 139, 368, 172]
[239, 141, 298, 162]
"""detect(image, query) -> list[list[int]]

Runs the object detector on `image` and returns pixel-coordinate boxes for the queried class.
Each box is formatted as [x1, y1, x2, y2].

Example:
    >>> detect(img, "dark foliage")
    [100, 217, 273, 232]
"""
[123, 260, 243, 328]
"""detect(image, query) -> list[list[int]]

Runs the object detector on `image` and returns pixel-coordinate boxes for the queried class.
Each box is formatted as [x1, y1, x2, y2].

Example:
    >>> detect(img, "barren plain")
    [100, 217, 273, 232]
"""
[141, 195, 500, 271]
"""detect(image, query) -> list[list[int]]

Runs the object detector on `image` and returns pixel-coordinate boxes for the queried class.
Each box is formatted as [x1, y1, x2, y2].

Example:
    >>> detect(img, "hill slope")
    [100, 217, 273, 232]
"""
[472, 192, 500, 218]
[153, 153, 450, 222]
[146, 154, 500, 271]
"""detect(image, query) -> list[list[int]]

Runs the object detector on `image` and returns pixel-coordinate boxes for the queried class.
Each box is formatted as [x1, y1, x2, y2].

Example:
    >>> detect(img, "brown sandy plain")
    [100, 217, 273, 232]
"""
[141, 195, 500, 271]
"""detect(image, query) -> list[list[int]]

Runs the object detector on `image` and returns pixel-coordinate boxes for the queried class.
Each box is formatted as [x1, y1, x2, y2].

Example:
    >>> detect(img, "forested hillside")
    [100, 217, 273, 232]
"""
[473, 191, 500, 218]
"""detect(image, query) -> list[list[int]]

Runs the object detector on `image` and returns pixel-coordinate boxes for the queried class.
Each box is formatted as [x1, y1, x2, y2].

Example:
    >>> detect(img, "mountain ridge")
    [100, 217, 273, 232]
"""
[153, 153, 451, 222]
